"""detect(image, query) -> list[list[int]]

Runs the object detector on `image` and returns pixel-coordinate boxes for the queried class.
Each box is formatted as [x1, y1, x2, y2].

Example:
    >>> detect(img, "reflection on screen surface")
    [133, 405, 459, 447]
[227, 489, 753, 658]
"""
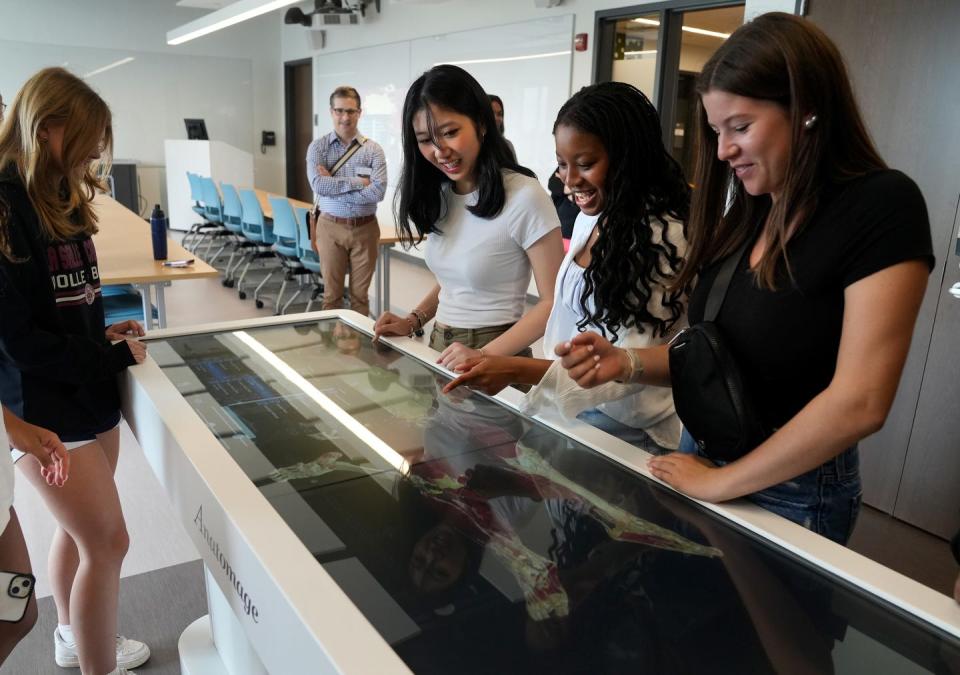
[152, 319, 960, 674]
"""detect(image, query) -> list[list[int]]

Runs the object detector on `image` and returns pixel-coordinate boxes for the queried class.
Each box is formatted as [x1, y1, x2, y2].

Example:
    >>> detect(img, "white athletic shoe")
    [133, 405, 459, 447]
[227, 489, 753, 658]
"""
[54, 628, 151, 669]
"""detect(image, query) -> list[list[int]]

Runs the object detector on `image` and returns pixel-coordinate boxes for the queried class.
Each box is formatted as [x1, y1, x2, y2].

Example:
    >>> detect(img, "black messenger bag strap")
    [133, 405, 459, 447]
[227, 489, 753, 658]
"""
[703, 240, 750, 321]
[312, 138, 363, 216]
[329, 138, 362, 176]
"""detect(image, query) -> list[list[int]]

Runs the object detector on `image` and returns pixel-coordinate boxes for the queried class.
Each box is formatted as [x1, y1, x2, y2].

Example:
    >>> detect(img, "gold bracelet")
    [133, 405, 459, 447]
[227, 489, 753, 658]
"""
[617, 348, 645, 384]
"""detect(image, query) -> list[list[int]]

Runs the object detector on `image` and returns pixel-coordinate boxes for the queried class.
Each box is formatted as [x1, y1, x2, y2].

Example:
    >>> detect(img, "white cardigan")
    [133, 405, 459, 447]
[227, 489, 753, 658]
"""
[534, 211, 685, 449]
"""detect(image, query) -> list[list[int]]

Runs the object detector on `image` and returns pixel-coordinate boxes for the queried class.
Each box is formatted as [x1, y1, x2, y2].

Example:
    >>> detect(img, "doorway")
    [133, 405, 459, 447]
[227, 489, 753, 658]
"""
[285, 58, 313, 202]
[595, 2, 745, 180]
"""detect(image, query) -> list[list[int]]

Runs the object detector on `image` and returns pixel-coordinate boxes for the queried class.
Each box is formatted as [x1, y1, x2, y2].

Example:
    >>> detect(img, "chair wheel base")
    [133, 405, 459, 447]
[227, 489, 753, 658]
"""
[223, 280, 235, 288]
[255, 300, 264, 309]
[238, 291, 247, 300]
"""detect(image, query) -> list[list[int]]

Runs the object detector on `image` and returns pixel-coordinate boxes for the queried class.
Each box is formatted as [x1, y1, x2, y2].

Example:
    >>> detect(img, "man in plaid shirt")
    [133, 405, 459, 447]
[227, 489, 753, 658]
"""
[307, 85, 387, 317]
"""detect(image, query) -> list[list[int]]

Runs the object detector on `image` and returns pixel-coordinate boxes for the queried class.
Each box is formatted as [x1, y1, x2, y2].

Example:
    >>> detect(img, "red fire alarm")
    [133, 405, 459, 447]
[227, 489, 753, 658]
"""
[574, 33, 588, 52]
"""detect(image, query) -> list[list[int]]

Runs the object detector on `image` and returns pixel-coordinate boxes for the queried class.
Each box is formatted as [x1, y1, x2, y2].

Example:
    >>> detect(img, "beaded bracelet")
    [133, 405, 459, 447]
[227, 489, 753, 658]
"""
[407, 310, 426, 338]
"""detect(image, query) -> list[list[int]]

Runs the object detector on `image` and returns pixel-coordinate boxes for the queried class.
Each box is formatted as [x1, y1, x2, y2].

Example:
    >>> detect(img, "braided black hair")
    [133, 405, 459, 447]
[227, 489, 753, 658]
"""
[553, 82, 690, 340]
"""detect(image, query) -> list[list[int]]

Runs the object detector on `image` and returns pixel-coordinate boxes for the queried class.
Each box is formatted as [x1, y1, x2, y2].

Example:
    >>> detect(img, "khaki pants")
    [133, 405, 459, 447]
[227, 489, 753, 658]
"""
[312, 213, 379, 318]
[429, 322, 533, 357]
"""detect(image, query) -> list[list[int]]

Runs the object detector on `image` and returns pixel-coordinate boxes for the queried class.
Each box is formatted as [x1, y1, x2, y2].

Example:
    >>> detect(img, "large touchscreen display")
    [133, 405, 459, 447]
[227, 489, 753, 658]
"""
[151, 318, 959, 674]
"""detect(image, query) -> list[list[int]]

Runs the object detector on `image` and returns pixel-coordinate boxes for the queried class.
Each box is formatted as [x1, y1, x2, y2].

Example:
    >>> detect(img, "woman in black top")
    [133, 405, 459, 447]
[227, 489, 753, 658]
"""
[556, 14, 933, 544]
[0, 68, 150, 674]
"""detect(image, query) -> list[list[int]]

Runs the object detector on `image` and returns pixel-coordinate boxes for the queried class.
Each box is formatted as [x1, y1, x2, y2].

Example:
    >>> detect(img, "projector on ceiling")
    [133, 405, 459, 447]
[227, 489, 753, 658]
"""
[284, 0, 380, 27]
[316, 13, 359, 25]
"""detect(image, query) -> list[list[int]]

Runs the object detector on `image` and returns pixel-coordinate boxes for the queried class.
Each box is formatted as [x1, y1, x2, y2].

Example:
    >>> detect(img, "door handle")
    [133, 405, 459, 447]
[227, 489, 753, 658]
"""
[949, 282, 960, 299]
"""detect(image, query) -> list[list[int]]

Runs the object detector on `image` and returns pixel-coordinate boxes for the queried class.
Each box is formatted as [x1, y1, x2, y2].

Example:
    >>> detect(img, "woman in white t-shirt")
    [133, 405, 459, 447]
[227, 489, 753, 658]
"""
[445, 82, 690, 452]
[374, 65, 563, 367]
[0, 406, 68, 665]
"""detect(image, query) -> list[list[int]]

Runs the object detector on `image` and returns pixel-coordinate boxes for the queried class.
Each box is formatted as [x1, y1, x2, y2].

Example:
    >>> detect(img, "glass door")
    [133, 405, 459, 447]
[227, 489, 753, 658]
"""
[595, 2, 745, 181]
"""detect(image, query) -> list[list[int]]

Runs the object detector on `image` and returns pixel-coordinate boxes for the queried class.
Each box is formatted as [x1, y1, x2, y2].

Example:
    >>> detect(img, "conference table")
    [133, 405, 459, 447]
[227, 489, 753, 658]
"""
[93, 192, 218, 329]
[123, 310, 960, 675]
[253, 188, 402, 318]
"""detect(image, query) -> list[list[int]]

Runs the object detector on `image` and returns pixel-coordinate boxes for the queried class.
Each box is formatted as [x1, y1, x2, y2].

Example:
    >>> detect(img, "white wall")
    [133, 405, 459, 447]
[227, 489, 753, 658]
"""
[282, 0, 795, 93]
[0, 0, 285, 197]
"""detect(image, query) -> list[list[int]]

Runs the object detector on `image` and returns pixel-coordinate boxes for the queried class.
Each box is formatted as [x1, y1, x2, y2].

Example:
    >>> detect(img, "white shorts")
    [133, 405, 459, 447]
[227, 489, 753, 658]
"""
[9, 422, 121, 463]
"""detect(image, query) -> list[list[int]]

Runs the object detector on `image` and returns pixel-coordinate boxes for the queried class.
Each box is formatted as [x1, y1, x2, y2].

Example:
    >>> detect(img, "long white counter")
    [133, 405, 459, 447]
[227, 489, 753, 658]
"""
[121, 310, 960, 674]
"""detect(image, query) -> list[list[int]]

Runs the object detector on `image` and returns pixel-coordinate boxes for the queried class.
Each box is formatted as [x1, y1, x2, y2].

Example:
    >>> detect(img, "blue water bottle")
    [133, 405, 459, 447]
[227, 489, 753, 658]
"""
[150, 204, 168, 260]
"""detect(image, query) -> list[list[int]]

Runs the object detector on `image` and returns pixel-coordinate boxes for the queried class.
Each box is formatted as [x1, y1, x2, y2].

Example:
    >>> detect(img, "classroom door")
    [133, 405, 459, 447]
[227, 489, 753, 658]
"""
[285, 59, 313, 203]
[594, 2, 744, 180]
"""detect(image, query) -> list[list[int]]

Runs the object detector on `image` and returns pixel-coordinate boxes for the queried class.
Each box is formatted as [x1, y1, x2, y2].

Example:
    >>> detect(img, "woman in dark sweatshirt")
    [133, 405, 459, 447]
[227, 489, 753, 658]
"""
[0, 68, 150, 675]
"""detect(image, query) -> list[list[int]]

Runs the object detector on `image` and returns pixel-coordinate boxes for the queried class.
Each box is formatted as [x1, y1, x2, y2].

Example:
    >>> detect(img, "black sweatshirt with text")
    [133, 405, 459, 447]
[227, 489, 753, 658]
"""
[0, 167, 134, 441]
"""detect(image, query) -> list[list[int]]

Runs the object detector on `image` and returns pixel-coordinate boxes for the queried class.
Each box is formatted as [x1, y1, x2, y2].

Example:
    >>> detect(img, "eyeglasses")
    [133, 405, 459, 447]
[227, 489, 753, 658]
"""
[331, 107, 360, 117]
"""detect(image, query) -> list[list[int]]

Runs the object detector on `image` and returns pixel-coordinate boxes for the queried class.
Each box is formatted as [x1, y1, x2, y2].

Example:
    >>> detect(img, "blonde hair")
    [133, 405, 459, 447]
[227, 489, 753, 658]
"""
[0, 67, 113, 257]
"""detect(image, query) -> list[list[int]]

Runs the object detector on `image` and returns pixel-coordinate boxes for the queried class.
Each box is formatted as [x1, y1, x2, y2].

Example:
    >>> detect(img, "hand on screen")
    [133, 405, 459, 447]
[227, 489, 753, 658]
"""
[106, 320, 145, 341]
[436, 342, 480, 371]
[125, 338, 148, 364]
[443, 356, 516, 396]
[647, 453, 729, 502]
[373, 311, 413, 340]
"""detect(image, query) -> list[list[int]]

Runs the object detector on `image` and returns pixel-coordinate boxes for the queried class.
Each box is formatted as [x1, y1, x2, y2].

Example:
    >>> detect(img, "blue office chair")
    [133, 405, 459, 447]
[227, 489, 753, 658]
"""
[192, 177, 229, 262]
[218, 182, 249, 287]
[183, 173, 215, 251]
[188, 173, 205, 216]
[294, 206, 324, 313]
[267, 196, 313, 314]
[236, 189, 279, 306]
[102, 288, 158, 327]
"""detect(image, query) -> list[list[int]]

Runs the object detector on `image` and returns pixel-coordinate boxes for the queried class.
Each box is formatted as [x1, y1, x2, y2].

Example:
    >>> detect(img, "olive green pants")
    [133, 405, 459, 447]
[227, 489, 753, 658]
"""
[429, 322, 533, 358]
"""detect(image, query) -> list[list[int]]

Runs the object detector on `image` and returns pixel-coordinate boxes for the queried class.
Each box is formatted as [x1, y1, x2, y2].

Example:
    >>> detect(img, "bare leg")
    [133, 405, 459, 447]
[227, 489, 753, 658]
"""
[0, 508, 38, 666]
[19, 437, 128, 674]
[44, 427, 121, 627]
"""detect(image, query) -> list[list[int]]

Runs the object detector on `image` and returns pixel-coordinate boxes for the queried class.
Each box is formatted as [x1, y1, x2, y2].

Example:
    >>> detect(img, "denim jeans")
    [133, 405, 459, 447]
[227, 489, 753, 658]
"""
[678, 428, 862, 545]
[577, 409, 671, 455]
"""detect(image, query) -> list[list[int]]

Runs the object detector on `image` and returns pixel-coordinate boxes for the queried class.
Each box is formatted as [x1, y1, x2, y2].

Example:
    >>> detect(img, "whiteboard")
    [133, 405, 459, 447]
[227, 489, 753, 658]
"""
[311, 15, 574, 231]
[0, 38, 254, 165]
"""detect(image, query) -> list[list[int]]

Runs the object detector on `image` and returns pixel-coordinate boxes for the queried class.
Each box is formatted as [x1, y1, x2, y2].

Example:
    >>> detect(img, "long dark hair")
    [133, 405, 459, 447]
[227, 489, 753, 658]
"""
[488, 94, 505, 133]
[554, 82, 689, 340]
[678, 12, 887, 291]
[394, 65, 534, 248]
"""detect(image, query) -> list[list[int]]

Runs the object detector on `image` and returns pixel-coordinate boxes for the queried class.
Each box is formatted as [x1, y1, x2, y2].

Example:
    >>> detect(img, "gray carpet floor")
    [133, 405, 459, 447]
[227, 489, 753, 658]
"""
[0, 560, 206, 674]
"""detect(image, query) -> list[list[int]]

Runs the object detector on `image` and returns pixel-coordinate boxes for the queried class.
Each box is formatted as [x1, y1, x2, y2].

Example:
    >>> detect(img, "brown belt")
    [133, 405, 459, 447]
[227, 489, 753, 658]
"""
[317, 212, 376, 227]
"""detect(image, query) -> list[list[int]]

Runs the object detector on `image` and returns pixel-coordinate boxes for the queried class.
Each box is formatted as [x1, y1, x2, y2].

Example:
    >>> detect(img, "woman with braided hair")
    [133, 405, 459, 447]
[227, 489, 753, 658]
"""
[446, 81, 690, 453]
[556, 14, 933, 544]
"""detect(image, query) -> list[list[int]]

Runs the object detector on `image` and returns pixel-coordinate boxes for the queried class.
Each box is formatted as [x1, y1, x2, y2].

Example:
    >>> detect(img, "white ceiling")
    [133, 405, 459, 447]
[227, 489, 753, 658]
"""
[175, 0, 233, 9]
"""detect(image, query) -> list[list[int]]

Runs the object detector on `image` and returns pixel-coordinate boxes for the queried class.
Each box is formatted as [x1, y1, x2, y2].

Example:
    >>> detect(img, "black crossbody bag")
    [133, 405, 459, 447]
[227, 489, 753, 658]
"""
[668, 243, 770, 462]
